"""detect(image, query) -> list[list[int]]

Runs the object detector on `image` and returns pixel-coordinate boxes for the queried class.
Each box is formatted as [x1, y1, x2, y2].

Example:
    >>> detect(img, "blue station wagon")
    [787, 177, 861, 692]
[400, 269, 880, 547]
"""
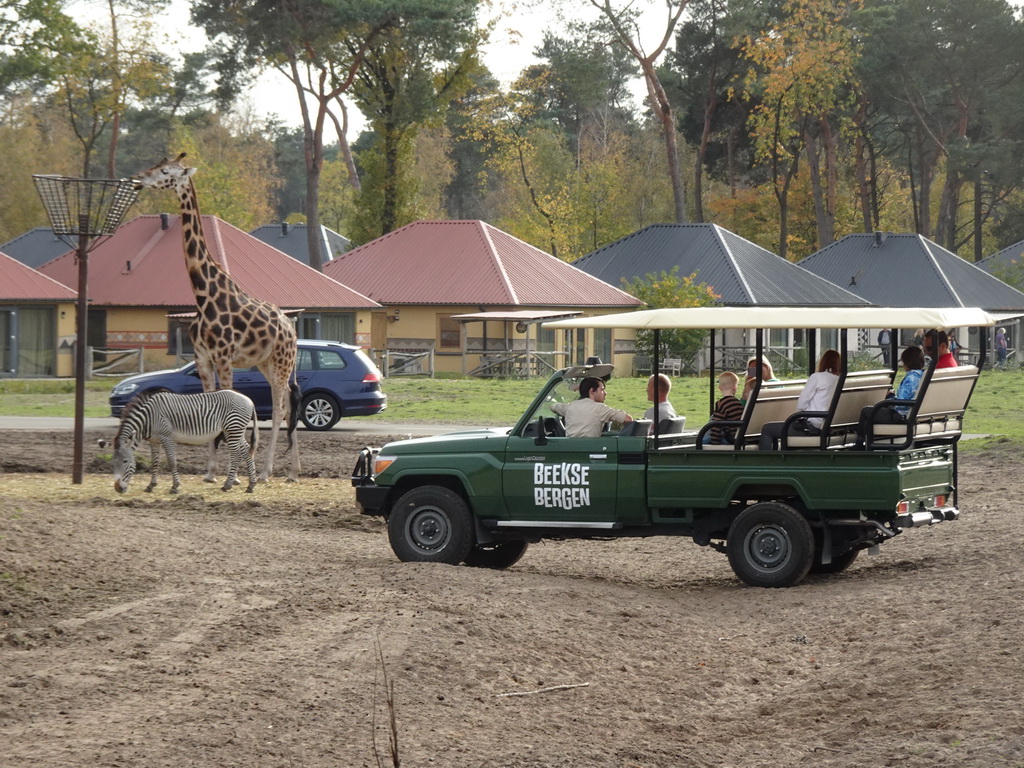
[110, 340, 387, 430]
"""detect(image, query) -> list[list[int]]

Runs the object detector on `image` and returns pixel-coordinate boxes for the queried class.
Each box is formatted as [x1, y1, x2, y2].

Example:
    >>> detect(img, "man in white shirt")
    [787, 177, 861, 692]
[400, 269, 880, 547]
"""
[643, 373, 676, 422]
[551, 377, 633, 438]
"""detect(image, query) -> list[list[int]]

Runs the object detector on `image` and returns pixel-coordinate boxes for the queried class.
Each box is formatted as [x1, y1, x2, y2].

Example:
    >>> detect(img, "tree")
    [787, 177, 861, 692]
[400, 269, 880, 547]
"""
[0, 0, 84, 94]
[621, 268, 719, 364]
[856, 0, 1024, 250]
[667, 0, 775, 221]
[192, 0, 411, 269]
[133, 119, 279, 231]
[93, 0, 172, 176]
[590, 0, 690, 223]
[351, 3, 480, 238]
[740, 0, 861, 257]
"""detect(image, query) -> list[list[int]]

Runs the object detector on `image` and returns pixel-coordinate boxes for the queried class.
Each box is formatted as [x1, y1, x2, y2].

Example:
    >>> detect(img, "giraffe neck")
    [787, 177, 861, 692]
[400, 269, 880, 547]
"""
[177, 180, 238, 305]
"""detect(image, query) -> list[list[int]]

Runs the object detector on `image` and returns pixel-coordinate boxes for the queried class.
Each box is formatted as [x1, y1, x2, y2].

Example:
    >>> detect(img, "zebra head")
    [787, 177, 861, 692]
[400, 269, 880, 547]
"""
[112, 394, 149, 493]
[111, 432, 138, 493]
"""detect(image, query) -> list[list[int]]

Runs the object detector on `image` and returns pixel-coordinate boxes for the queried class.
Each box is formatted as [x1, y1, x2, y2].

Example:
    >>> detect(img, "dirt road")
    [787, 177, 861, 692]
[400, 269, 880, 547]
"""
[2, 430, 1023, 767]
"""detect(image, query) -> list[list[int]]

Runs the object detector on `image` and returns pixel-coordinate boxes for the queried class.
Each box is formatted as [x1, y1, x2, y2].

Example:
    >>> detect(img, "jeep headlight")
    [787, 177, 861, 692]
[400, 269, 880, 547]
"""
[112, 381, 139, 396]
[373, 454, 397, 477]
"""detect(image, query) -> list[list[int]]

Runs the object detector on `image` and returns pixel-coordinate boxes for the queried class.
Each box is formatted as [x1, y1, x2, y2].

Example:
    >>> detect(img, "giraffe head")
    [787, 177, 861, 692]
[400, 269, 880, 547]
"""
[132, 152, 196, 192]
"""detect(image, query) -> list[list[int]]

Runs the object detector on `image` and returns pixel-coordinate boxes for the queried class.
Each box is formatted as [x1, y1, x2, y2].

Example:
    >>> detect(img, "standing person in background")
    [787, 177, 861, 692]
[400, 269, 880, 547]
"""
[997, 327, 1008, 368]
[759, 350, 841, 451]
[878, 328, 892, 367]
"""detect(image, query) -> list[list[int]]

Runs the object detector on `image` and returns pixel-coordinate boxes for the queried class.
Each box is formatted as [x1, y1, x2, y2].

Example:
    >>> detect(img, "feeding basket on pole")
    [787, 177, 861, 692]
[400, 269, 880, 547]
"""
[32, 175, 139, 484]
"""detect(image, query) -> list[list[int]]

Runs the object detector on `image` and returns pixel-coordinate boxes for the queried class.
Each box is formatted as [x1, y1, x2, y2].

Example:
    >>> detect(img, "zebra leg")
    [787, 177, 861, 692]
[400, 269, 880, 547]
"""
[222, 432, 242, 492]
[145, 442, 159, 492]
[204, 440, 218, 483]
[162, 437, 181, 494]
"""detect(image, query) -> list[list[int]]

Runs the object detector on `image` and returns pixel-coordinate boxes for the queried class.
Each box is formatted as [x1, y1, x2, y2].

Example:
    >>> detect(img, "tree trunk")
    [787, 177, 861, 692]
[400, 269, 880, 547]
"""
[853, 102, 872, 232]
[287, 46, 326, 271]
[646, 67, 687, 224]
[974, 178, 983, 262]
[821, 116, 837, 246]
[805, 130, 828, 249]
[381, 123, 401, 234]
[694, 66, 719, 223]
[329, 98, 362, 193]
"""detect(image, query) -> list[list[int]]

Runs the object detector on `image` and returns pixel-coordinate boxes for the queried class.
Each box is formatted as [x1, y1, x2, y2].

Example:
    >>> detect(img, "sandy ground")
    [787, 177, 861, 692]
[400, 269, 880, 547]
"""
[2, 428, 1023, 767]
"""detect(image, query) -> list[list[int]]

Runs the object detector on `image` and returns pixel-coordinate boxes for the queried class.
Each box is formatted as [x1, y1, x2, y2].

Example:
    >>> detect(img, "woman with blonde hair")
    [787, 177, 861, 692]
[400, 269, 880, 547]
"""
[741, 356, 779, 403]
[758, 350, 841, 450]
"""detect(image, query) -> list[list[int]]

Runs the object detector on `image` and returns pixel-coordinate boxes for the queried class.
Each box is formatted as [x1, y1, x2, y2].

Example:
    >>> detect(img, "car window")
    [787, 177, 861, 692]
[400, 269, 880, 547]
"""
[315, 350, 348, 370]
[297, 349, 314, 372]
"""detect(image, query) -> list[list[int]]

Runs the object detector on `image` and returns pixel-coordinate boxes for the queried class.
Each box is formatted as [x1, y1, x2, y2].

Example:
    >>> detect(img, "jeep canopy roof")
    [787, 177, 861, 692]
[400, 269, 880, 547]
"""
[543, 306, 996, 331]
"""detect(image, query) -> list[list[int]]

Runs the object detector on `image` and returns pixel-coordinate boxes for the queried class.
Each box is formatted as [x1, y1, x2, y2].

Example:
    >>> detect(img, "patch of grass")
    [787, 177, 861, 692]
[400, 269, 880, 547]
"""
[2, 370, 1022, 452]
[0, 378, 118, 418]
[376, 374, 711, 426]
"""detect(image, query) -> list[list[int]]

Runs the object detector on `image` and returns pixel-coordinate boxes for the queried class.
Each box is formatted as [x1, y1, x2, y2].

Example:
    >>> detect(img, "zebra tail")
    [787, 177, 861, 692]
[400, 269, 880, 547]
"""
[287, 377, 301, 450]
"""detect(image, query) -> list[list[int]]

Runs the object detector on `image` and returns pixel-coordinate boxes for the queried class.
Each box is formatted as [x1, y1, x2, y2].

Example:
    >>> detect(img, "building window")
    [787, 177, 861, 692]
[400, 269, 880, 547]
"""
[594, 328, 612, 364]
[301, 312, 355, 343]
[167, 318, 195, 356]
[439, 315, 461, 349]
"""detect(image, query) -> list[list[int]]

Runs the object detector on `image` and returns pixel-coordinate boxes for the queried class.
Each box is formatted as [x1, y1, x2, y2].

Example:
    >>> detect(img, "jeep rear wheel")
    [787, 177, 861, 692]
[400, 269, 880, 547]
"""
[463, 541, 528, 569]
[810, 547, 859, 575]
[388, 486, 474, 565]
[727, 502, 814, 588]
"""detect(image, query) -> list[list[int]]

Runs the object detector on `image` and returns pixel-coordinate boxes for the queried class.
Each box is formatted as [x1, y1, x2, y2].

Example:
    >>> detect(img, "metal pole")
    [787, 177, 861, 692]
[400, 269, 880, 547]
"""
[72, 225, 89, 484]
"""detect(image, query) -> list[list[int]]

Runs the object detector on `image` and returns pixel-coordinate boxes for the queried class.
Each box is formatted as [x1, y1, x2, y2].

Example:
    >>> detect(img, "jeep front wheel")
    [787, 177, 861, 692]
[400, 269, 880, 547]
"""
[727, 502, 814, 588]
[388, 486, 474, 565]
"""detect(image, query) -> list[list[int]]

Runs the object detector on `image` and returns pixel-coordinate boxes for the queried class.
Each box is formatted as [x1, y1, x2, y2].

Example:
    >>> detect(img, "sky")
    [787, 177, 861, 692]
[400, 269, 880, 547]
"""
[76, 0, 667, 137]
[241, 1, 665, 135]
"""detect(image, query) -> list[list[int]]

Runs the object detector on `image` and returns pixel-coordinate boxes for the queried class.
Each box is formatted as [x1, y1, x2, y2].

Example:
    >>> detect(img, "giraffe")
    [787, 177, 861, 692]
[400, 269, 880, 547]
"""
[132, 154, 300, 482]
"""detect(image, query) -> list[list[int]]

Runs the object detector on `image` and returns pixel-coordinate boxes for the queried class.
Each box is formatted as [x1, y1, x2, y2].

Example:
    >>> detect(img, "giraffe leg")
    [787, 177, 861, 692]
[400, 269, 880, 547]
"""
[260, 380, 284, 481]
[196, 355, 221, 483]
[260, 408, 279, 481]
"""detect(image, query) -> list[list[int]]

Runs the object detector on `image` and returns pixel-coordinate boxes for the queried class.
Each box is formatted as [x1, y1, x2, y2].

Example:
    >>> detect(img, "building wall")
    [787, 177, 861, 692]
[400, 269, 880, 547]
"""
[55, 302, 76, 377]
[373, 304, 637, 376]
[104, 307, 378, 370]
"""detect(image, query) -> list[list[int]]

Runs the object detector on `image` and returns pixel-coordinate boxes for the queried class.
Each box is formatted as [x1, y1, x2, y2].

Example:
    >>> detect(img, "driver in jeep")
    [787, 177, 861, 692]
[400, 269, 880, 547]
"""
[550, 377, 633, 438]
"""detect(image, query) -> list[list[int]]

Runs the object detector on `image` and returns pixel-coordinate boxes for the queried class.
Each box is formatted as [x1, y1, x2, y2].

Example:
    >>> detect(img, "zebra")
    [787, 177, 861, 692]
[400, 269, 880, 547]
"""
[112, 389, 260, 494]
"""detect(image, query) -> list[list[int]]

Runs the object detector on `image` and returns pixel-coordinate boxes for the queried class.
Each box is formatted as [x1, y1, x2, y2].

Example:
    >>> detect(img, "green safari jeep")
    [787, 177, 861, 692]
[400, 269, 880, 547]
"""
[352, 306, 993, 587]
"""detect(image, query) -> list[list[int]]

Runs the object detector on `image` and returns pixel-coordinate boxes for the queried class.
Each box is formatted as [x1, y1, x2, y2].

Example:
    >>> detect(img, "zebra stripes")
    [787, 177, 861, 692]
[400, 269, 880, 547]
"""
[113, 389, 260, 494]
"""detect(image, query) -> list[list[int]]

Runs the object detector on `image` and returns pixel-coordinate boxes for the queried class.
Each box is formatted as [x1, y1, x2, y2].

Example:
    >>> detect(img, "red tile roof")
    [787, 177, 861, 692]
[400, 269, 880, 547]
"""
[0, 250, 76, 301]
[324, 220, 641, 307]
[38, 214, 380, 310]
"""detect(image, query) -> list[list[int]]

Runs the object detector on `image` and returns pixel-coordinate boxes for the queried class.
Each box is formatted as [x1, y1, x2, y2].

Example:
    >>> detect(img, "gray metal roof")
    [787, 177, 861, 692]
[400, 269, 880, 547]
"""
[573, 223, 867, 306]
[799, 233, 1024, 311]
[0, 227, 73, 268]
[976, 239, 1024, 277]
[249, 222, 351, 266]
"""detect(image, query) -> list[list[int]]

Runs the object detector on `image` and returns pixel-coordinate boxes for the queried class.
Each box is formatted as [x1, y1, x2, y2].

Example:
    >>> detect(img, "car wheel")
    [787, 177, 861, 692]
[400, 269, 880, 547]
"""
[463, 541, 528, 569]
[726, 502, 814, 588]
[300, 393, 341, 431]
[388, 486, 474, 565]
